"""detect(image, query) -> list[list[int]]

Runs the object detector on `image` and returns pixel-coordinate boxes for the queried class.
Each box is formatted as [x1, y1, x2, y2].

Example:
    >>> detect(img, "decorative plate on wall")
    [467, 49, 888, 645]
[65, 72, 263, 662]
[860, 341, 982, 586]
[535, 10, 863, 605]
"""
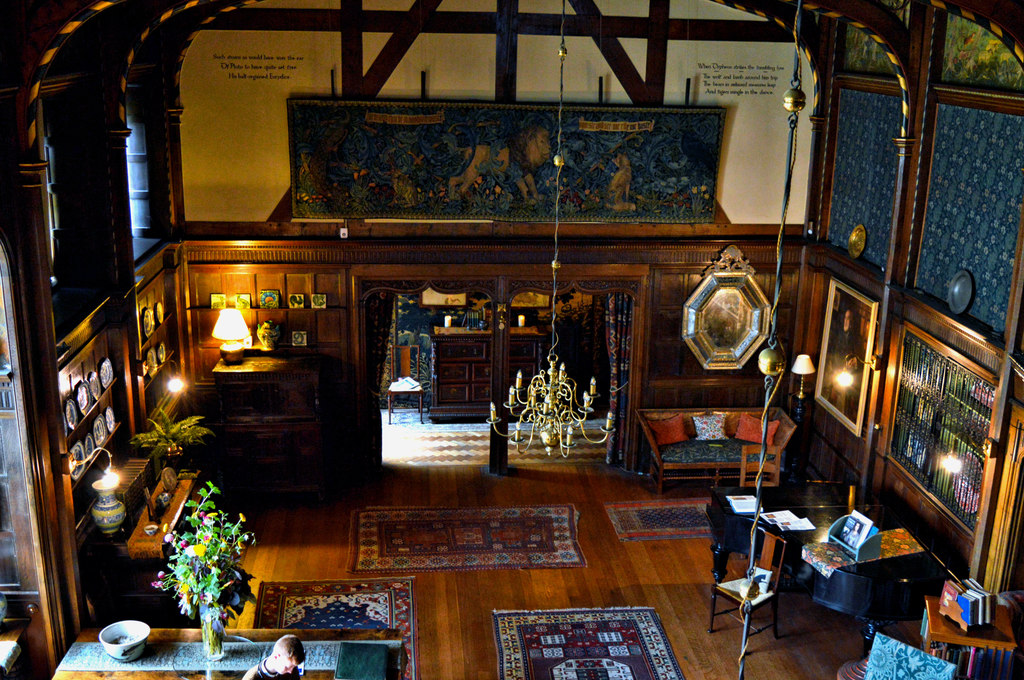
[947, 269, 974, 314]
[92, 416, 107, 444]
[75, 381, 91, 414]
[70, 440, 86, 463]
[65, 398, 79, 430]
[157, 342, 167, 364]
[848, 224, 867, 259]
[155, 301, 164, 325]
[84, 433, 95, 459]
[105, 406, 116, 433]
[146, 348, 158, 376]
[87, 371, 102, 400]
[99, 358, 114, 388]
[141, 307, 155, 337]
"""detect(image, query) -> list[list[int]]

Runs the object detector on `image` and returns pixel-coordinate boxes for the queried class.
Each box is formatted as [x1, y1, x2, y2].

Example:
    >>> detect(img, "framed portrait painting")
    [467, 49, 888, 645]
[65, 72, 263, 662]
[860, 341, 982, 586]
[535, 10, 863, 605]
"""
[814, 279, 878, 435]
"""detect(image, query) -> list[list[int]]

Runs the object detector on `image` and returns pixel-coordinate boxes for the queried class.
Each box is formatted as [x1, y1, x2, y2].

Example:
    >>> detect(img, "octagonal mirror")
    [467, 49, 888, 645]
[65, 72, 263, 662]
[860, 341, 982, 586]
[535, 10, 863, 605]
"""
[682, 245, 770, 370]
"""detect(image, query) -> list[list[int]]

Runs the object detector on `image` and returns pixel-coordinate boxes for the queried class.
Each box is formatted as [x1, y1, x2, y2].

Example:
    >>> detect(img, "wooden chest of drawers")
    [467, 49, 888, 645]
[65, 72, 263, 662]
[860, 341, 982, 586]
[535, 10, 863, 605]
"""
[429, 333, 545, 421]
[212, 355, 325, 500]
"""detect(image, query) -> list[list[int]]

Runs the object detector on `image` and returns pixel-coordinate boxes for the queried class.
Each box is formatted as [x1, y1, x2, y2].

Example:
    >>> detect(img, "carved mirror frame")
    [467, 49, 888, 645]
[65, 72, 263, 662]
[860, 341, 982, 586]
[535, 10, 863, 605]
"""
[681, 245, 770, 370]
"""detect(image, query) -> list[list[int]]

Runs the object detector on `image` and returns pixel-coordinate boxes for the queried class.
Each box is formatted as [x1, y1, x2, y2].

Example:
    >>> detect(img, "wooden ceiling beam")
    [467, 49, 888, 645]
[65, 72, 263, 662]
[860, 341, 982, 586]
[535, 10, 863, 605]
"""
[567, 0, 647, 103]
[362, 0, 444, 98]
[645, 0, 670, 104]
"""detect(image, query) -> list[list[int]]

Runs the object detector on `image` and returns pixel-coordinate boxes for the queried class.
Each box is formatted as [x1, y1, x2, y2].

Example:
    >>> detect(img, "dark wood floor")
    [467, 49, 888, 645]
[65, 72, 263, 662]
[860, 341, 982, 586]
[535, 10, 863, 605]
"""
[234, 462, 918, 680]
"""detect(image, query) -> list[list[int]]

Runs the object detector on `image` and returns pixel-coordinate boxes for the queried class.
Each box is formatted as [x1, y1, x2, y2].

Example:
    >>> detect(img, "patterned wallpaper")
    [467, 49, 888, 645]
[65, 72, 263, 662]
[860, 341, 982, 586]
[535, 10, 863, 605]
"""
[829, 89, 901, 269]
[918, 104, 1024, 332]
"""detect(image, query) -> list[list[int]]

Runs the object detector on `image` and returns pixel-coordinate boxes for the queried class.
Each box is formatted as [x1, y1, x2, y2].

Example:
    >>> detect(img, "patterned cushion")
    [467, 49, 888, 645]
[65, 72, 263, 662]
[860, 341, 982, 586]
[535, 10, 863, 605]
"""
[734, 413, 781, 446]
[660, 439, 748, 464]
[864, 633, 955, 680]
[647, 414, 689, 446]
[693, 413, 727, 440]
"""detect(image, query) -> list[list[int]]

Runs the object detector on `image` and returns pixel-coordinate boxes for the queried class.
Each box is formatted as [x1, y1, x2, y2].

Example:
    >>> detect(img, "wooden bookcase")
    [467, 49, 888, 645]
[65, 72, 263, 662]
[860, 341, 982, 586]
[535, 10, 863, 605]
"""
[921, 595, 1017, 679]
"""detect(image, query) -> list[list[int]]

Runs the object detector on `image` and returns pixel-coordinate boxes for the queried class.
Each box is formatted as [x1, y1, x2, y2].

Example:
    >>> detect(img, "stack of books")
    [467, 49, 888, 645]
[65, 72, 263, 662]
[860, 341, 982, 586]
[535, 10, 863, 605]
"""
[939, 578, 997, 629]
[726, 495, 757, 513]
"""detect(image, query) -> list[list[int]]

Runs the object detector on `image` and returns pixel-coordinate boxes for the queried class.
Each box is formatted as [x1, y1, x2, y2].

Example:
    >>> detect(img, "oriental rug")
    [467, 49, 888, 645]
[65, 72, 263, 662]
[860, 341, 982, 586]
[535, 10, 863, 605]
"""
[254, 578, 417, 680]
[604, 498, 712, 541]
[350, 505, 586, 572]
[493, 607, 686, 680]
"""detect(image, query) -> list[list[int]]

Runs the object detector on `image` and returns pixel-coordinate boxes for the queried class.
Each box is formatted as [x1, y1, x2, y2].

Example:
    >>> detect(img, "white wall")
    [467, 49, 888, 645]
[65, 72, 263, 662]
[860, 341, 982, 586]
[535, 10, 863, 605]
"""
[179, 1, 812, 223]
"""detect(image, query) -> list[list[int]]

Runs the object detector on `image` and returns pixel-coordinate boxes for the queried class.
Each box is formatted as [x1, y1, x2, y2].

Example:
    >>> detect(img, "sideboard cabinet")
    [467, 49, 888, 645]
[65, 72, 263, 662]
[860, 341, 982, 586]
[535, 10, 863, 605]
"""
[212, 355, 326, 500]
[429, 332, 546, 421]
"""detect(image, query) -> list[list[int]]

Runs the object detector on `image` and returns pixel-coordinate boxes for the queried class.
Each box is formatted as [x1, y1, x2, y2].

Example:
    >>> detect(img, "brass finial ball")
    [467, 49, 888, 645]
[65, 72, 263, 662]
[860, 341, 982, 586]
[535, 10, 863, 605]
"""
[551, 259, 561, 270]
[783, 88, 806, 113]
[559, 46, 568, 59]
[758, 348, 786, 376]
[553, 154, 564, 167]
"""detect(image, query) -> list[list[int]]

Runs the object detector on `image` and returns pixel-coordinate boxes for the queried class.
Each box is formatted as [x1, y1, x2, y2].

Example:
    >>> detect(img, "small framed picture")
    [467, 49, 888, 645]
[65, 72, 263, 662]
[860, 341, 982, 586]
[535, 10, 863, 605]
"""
[292, 331, 307, 347]
[311, 293, 328, 309]
[235, 294, 251, 309]
[210, 293, 226, 309]
[259, 289, 281, 309]
[288, 293, 305, 309]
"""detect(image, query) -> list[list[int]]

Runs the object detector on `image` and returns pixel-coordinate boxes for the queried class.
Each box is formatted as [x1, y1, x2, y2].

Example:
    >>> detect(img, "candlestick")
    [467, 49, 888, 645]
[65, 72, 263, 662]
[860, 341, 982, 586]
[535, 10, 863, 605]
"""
[605, 411, 614, 430]
[516, 370, 523, 389]
[589, 376, 597, 395]
[490, 402, 497, 421]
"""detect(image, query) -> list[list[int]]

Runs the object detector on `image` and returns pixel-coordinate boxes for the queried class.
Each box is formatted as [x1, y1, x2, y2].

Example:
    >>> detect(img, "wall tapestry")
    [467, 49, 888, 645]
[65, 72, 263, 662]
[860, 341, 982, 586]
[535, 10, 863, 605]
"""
[828, 89, 900, 270]
[918, 103, 1024, 333]
[288, 100, 725, 223]
[943, 14, 1024, 91]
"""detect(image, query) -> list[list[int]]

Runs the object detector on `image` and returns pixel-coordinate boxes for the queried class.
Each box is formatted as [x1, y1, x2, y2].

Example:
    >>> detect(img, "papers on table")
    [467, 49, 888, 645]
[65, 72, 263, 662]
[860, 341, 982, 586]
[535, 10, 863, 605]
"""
[762, 511, 816, 531]
[726, 495, 757, 513]
[725, 497, 816, 530]
[388, 376, 421, 391]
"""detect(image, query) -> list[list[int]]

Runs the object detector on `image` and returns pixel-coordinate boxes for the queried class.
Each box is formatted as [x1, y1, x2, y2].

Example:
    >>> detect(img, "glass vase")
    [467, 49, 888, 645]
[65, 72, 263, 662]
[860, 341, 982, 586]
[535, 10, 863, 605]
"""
[200, 605, 225, 661]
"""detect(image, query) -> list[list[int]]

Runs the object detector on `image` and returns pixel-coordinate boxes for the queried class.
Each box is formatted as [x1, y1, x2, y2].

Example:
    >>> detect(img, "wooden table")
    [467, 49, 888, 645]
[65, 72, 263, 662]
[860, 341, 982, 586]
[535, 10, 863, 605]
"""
[54, 628, 404, 679]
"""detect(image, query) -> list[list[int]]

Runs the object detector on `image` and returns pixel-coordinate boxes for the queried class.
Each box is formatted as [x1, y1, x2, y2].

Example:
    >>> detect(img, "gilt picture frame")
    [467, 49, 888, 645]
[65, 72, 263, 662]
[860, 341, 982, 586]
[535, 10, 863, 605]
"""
[814, 279, 878, 435]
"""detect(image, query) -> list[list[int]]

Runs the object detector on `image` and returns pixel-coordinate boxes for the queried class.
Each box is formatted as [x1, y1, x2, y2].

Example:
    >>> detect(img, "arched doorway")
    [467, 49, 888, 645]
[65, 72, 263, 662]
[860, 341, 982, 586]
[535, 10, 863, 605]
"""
[358, 271, 645, 475]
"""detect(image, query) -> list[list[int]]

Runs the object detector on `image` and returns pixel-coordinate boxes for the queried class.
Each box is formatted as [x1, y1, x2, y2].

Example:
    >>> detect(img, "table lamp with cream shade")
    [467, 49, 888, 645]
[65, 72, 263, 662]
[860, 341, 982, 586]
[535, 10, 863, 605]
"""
[211, 308, 249, 364]
[792, 354, 816, 399]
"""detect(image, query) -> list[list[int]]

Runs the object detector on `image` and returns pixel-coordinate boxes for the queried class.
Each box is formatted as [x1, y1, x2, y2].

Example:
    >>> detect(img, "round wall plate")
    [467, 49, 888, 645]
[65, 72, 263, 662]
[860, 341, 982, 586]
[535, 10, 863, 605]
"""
[99, 358, 114, 388]
[947, 269, 974, 314]
[848, 224, 866, 259]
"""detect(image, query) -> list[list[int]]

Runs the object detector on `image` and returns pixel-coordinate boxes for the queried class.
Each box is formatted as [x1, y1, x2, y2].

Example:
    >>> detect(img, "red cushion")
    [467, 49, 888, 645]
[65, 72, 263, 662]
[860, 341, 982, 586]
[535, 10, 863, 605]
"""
[735, 413, 780, 446]
[647, 414, 689, 446]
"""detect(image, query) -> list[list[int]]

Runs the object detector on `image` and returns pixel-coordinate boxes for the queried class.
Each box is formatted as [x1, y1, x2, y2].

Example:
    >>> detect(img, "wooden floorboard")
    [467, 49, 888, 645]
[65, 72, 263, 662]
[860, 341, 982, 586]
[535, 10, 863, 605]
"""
[232, 462, 918, 680]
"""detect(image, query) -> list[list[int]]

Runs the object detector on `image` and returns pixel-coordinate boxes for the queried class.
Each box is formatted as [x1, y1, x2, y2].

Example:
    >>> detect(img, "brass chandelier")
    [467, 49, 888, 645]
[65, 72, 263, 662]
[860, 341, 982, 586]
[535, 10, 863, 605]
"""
[487, 2, 614, 457]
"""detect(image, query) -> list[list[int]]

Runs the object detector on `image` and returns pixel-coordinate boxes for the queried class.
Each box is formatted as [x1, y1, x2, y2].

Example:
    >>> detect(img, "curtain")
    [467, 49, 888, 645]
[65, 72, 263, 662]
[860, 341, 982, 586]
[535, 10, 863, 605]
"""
[365, 291, 395, 469]
[605, 293, 633, 466]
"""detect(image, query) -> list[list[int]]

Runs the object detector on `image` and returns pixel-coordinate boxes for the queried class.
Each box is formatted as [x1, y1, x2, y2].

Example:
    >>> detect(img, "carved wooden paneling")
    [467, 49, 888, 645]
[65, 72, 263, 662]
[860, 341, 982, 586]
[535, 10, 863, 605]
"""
[901, 296, 1003, 375]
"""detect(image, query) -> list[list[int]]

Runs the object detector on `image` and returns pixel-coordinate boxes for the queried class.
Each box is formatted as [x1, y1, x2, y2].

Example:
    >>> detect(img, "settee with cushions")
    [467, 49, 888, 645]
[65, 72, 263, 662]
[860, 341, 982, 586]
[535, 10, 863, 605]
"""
[636, 407, 796, 493]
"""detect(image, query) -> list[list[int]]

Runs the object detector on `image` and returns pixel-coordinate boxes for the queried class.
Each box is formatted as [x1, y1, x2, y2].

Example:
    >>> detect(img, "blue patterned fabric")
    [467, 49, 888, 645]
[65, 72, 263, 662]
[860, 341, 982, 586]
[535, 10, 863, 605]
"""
[864, 633, 955, 680]
[829, 89, 901, 270]
[917, 104, 1024, 332]
[660, 439, 748, 464]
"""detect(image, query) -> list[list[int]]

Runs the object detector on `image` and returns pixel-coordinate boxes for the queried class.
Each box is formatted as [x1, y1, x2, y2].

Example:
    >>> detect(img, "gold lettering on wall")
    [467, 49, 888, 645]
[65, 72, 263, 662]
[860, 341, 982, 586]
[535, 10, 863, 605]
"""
[365, 112, 446, 125]
[578, 119, 654, 132]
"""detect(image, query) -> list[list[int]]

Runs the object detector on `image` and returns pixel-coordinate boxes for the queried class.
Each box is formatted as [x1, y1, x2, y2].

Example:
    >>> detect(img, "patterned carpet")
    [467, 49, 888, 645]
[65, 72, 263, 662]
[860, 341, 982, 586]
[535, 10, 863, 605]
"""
[254, 578, 417, 680]
[493, 607, 686, 680]
[349, 505, 586, 572]
[604, 498, 712, 541]
[382, 410, 608, 465]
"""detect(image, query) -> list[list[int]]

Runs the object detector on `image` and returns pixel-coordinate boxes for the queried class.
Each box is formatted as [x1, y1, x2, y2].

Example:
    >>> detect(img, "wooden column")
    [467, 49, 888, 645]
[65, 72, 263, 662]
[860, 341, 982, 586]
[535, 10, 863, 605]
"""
[107, 128, 135, 287]
[489, 278, 510, 476]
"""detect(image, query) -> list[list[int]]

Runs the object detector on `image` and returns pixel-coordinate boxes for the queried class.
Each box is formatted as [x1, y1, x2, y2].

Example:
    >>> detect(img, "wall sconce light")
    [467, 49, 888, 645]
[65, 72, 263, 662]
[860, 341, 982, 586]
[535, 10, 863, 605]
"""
[940, 455, 963, 474]
[211, 309, 249, 364]
[791, 354, 816, 399]
[837, 353, 878, 388]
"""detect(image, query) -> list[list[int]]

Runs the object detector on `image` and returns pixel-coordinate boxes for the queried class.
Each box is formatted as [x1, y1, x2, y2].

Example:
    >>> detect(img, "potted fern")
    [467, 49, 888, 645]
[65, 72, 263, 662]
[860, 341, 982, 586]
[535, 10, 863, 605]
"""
[130, 408, 214, 471]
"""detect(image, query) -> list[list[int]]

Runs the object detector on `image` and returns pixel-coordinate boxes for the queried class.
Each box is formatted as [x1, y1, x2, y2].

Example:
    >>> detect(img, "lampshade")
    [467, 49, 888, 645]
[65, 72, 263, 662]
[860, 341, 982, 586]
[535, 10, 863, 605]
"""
[792, 354, 816, 375]
[211, 309, 249, 364]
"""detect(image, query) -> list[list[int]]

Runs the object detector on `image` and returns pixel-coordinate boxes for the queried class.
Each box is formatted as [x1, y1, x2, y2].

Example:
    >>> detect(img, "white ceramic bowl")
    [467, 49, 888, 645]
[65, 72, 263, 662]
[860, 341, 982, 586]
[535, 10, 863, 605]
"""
[98, 620, 150, 661]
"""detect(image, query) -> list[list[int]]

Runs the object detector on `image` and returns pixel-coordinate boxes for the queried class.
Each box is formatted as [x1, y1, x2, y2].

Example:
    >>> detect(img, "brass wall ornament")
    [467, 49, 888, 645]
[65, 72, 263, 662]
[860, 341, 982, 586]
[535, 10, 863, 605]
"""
[848, 224, 866, 259]
[681, 245, 770, 370]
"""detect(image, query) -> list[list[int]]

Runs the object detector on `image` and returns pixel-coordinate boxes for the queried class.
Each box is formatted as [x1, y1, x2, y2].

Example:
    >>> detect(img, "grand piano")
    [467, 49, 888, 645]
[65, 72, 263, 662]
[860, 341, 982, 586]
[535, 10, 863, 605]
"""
[706, 484, 948, 654]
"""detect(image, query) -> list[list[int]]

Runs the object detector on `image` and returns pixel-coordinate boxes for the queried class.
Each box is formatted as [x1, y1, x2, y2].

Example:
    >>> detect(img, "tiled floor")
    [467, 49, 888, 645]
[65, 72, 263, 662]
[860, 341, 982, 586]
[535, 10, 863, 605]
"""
[381, 409, 608, 465]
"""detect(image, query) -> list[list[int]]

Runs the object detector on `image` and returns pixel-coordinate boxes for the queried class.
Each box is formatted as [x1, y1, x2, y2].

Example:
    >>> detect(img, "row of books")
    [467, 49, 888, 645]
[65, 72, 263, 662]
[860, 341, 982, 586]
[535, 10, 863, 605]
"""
[927, 642, 1015, 680]
[941, 578, 997, 628]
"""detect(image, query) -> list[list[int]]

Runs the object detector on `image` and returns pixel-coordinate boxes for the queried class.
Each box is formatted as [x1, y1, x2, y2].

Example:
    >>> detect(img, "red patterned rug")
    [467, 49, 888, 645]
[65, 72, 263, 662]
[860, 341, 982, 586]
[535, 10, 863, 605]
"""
[493, 607, 686, 680]
[604, 498, 711, 541]
[349, 505, 586, 572]
[254, 578, 417, 680]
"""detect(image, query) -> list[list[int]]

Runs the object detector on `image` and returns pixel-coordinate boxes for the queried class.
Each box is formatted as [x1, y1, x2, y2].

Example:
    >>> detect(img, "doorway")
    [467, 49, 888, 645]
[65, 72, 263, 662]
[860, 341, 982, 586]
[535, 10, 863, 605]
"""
[361, 276, 639, 471]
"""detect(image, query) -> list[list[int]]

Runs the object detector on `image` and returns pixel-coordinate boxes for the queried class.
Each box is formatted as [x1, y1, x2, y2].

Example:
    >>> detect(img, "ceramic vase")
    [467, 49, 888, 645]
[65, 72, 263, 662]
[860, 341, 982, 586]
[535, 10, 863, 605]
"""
[257, 321, 281, 350]
[90, 478, 125, 534]
[200, 605, 225, 660]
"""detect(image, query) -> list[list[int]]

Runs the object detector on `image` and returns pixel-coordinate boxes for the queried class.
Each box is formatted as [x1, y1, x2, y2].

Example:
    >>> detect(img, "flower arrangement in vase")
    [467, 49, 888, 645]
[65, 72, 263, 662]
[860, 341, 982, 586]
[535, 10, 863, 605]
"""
[153, 482, 255, 659]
